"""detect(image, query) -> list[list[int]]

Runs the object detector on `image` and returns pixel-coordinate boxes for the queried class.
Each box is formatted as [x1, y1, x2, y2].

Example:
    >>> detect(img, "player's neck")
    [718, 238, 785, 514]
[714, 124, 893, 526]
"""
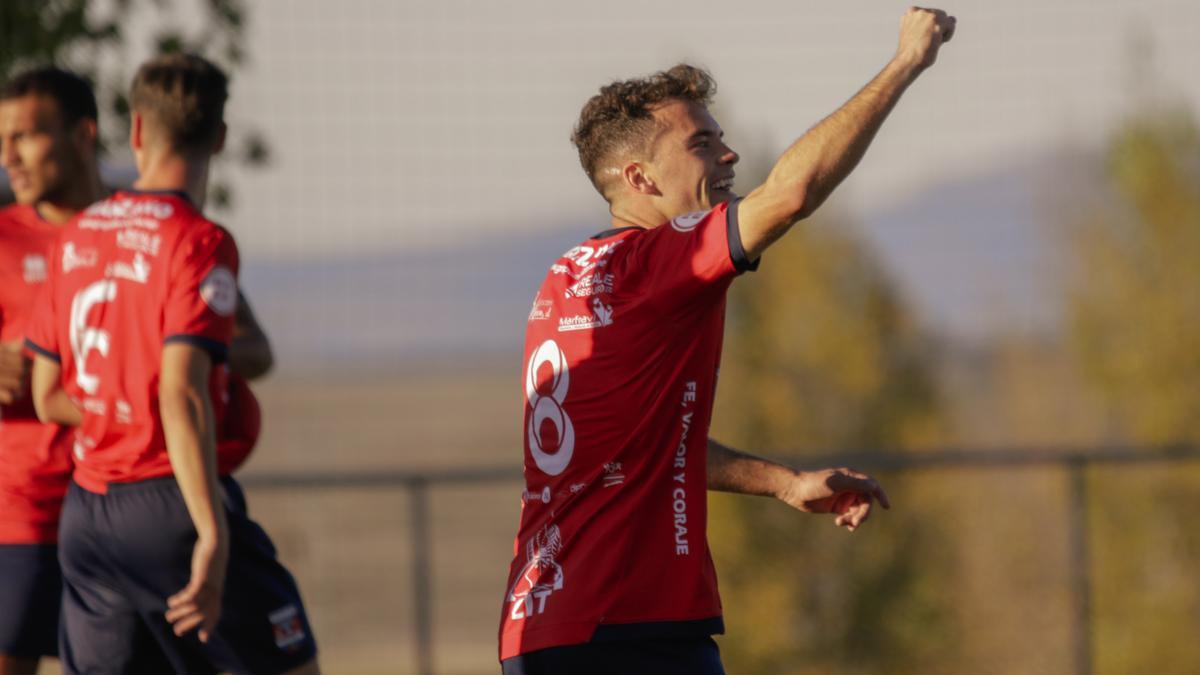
[34, 167, 106, 225]
[133, 151, 211, 209]
[608, 199, 670, 231]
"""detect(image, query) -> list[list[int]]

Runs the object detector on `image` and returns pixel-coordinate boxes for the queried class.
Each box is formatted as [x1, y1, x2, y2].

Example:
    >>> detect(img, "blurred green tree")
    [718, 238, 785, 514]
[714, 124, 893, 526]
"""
[1066, 107, 1200, 673]
[0, 0, 267, 208]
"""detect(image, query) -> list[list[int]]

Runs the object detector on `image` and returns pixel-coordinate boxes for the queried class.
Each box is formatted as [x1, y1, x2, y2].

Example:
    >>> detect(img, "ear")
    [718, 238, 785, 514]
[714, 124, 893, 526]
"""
[130, 111, 143, 152]
[72, 117, 99, 150]
[212, 122, 227, 155]
[621, 162, 659, 197]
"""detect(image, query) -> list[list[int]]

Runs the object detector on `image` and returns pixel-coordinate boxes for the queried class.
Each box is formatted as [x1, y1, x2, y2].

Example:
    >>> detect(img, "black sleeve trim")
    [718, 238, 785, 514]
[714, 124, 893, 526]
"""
[164, 334, 229, 364]
[24, 339, 60, 363]
[590, 616, 725, 643]
[726, 198, 760, 273]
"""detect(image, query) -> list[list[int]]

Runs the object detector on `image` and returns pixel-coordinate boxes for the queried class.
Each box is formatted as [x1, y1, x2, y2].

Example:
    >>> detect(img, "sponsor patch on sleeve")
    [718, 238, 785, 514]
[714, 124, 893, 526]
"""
[200, 265, 238, 316]
[670, 210, 708, 232]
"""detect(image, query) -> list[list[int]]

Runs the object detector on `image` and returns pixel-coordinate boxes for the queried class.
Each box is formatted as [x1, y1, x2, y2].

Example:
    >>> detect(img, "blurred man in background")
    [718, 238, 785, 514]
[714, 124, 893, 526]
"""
[0, 66, 101, 675]
[500, 7, 955, 674]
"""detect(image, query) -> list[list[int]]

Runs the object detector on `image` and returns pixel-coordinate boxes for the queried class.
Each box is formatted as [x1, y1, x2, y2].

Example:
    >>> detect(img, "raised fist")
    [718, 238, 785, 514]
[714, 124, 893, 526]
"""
[896, 6, 956, 72]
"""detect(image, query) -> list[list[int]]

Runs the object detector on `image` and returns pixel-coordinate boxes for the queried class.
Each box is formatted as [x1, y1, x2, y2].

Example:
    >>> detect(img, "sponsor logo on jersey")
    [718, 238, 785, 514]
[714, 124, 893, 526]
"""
[22, 254, 47, 282]
[268, 604, 308, 650]
[556, 298, 614, 332]
[522, 486, 553, 505]
[105, 252, 151, 284]
[200, 265, 237, 316]
[528, 293, 553, 322]
[507, 524, 564, 621]
[561, 240, 623, 270]
[62, 243, 98, 273]
[671, 210, 708, 232]
[564, 272, 615, 299]
[115, 400, 133, 424]
[116, 229, 162, 256]
[602, 462, 625, 488]
[84, 198, 174, 221]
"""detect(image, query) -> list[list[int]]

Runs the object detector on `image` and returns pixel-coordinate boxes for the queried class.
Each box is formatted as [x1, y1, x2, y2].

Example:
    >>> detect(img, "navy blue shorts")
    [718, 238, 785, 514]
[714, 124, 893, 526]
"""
[0, 543, 61, 658]
[501, 636, 725, 675]
[58, 477, 317, 675]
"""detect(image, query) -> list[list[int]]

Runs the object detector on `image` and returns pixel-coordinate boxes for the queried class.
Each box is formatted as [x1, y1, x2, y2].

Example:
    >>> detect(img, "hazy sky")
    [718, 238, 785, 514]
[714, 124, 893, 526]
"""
[192, 0, 1200, 260]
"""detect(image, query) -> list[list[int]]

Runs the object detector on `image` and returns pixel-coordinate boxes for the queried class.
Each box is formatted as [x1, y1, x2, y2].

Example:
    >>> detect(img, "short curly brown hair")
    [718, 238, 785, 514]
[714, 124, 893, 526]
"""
[130, 53, 228, 153]
[571, 64, 716, 199]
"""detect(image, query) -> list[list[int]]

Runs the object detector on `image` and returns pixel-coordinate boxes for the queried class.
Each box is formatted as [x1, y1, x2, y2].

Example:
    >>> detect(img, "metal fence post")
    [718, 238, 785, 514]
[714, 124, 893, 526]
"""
[410, 477, 434, 675]
[1067, 460, 1093, 675]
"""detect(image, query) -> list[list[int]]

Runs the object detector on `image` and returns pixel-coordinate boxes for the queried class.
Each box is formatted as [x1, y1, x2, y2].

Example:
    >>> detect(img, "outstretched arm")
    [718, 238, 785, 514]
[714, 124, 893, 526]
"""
[707, 438, 890, 532]
[737, 7, 956, 260]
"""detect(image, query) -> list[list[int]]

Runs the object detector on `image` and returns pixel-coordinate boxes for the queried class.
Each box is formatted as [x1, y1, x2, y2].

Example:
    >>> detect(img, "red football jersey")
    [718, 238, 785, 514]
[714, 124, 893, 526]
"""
[26, 191, 239, 494]
[499, 201, 757, 658]
[0, 204, 74, 543]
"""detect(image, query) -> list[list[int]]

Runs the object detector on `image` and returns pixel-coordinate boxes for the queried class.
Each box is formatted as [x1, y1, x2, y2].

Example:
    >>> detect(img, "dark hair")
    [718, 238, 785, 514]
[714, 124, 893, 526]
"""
[0, 67, 99, 127]
[130, 53, 228, 152]
[571, 64, 716, 198]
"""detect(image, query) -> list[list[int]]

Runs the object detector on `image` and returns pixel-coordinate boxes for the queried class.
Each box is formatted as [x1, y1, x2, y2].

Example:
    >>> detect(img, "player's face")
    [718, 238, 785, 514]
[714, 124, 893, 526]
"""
[0, 94, 83, 206]
[646, 99, 739, 217]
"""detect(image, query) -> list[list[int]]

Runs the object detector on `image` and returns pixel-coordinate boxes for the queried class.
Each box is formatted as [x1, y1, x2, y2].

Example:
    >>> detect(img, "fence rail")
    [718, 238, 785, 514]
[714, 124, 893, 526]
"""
[238, 444, 1200, 675]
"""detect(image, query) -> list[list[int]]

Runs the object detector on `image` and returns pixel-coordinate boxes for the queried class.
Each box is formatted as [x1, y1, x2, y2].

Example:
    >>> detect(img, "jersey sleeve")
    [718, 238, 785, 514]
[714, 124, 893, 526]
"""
[162, 224, 239, 363]
[625, 199, 757, 304]
[23, 239, 62, 362]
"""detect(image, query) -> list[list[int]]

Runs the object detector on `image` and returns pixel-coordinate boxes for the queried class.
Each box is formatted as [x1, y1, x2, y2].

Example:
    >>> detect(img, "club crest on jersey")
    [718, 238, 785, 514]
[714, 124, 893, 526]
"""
[200, 265, 237, 316]
[22, 254, 47, 282]
[671, 210, 708, 232]
[507, 524, 565, 621]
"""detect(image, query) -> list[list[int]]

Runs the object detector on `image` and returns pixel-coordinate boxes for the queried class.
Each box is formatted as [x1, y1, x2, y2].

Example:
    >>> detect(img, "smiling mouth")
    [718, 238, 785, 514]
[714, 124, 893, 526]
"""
[710, 177, 734, 192]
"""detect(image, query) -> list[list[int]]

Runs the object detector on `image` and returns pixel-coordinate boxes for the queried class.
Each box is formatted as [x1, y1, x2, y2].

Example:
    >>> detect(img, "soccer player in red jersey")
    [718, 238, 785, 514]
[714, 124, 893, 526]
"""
[500, 8, 955, 673]
[26, 54, 318, 674]
[0, 67, 273, 674]
[0, 68, 102, 675]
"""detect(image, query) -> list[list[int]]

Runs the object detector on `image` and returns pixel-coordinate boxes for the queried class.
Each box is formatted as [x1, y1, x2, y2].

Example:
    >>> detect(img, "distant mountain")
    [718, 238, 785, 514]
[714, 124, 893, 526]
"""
[857, 149, 1097, 342]
[241, 225, 586, 371]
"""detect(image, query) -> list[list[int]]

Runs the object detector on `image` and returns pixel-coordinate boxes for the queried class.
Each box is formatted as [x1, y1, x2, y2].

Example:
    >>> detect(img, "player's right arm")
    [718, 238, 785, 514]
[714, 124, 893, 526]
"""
[736, 7, 956, 260]
[229, 289, 273, 380]
[160, 341, 229, 643]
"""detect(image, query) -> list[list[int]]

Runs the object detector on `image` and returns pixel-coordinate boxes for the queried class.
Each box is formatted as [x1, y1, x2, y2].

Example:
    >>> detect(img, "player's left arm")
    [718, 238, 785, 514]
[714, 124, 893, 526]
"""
[161, 342, 229, 642]
[30, 353, 83, 426]
[229, 289, 273, 380]
[707, 438, 890, 532]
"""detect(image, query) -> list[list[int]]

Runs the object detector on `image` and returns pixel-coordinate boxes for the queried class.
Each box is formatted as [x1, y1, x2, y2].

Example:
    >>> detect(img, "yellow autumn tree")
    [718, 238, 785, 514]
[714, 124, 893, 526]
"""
[1065, 107, 1200, 673]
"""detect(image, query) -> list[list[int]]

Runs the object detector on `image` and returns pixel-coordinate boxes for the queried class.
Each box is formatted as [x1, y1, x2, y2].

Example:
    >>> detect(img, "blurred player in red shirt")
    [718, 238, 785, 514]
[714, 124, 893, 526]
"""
[27, 54, 316, 674]
[0, 67, 272, 674]
[500, 8, 955, 674]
